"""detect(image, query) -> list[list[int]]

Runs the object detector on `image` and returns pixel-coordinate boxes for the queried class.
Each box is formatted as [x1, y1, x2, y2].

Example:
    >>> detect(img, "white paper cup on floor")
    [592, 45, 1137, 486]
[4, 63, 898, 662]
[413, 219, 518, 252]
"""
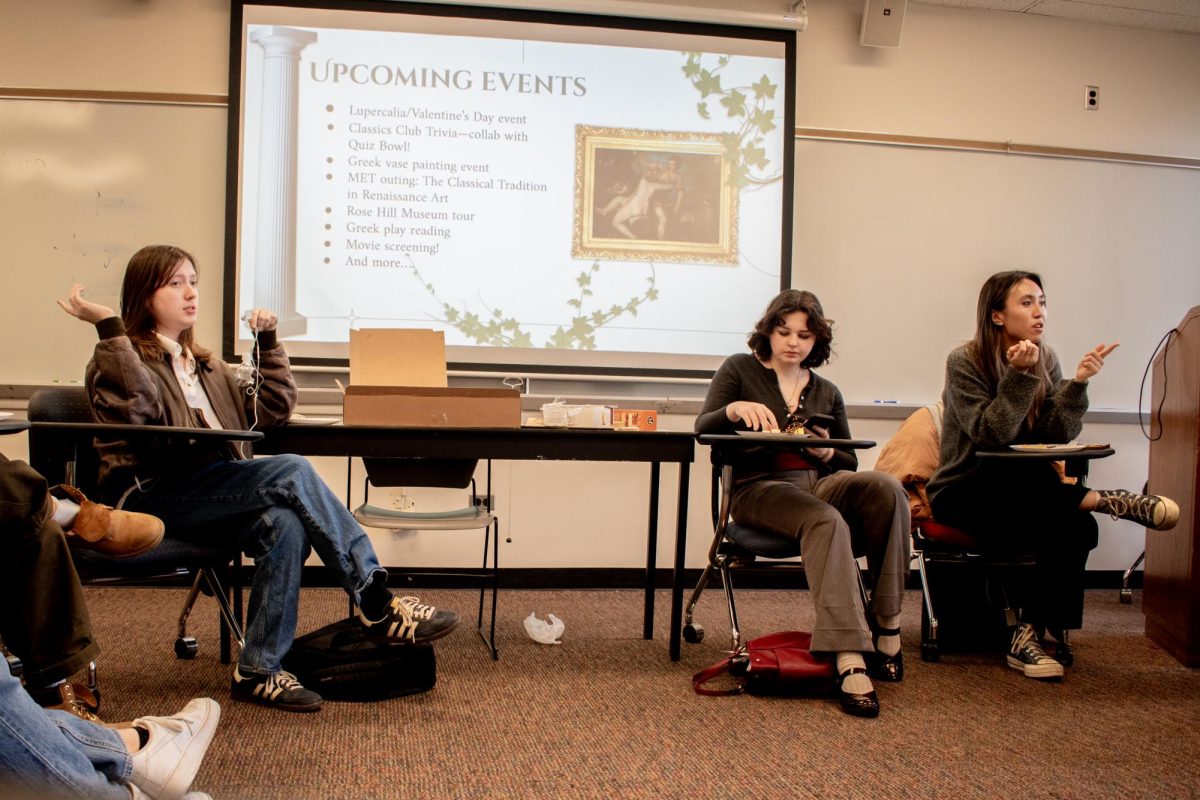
[523, 612, 564, 644]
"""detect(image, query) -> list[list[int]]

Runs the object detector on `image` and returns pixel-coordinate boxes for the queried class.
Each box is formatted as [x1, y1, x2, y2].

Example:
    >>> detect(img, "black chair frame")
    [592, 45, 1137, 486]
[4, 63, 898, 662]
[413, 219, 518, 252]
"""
[913, 451, 1110, 664]
[353, 456, 500, 659]
[26, 388, 251, 695]
[685, 435, 876, 652]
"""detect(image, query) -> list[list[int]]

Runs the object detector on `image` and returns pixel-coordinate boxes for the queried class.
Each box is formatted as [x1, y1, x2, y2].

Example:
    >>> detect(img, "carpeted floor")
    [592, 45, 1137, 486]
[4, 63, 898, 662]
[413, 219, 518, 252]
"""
[80, 586, 1200, 799]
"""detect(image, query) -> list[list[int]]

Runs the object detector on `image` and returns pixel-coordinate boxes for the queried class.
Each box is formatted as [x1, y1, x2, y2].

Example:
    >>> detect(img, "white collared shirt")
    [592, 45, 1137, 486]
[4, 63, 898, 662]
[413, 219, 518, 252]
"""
[156, 333, 223, 431]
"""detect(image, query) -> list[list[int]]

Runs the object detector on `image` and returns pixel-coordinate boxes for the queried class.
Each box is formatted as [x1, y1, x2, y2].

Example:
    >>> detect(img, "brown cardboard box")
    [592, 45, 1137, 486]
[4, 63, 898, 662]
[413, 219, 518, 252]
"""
[343, 386, 521, 428]
[344, 329, 521, 428]
[349, 329, 448, 387]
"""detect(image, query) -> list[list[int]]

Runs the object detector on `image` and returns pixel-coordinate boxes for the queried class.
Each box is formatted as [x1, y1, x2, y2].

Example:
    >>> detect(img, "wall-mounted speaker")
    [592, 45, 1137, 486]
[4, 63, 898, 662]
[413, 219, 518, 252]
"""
[860, 0, 907, 48]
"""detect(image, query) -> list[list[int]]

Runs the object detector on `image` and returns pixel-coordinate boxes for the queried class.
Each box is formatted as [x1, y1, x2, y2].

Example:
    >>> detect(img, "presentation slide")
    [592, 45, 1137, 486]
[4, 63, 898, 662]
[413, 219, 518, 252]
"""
[229, 2, 793, 374]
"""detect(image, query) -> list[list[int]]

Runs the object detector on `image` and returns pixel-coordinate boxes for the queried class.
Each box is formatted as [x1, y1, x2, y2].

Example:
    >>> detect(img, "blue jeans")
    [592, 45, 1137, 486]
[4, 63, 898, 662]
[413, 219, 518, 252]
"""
[121, 454, 386, 675]
[0, 662, 131, 798]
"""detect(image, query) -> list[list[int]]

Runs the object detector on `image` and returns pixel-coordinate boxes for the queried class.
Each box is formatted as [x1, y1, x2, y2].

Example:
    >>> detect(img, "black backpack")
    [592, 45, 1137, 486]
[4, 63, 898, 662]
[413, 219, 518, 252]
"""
[281, 617, 436, 701]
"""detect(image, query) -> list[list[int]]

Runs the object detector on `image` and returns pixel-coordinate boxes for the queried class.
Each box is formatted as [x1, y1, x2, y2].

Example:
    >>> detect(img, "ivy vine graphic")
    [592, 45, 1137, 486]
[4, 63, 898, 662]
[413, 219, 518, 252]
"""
[682, 53, 780, 187]
[407, 53, 769, 349]
[413, 262, 657, 350]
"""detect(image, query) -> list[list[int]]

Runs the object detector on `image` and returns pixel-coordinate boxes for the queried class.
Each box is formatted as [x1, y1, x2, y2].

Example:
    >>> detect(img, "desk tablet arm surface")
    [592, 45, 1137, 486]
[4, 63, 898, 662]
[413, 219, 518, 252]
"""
[697, 434, 877, 449]
[29, 420, 264, 442]
[0, 420, 31, 436]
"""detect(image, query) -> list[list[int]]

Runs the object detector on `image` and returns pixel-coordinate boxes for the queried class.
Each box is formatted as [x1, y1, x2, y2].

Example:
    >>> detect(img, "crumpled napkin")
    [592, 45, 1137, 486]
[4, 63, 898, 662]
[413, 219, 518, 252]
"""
[523, 612, 564, 645]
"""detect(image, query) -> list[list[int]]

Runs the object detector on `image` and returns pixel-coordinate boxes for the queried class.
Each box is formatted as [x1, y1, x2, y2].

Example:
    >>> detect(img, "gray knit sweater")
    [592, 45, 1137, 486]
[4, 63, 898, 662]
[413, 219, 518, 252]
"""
[927, 343, 1089, 502]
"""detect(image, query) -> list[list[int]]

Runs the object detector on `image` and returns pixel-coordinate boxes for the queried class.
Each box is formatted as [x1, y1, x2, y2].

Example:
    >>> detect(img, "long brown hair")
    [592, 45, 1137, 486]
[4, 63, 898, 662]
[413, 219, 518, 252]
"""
[968, 270, 1051, 428]
[120, 245, 211, 362]
[747, 289, 834, 368]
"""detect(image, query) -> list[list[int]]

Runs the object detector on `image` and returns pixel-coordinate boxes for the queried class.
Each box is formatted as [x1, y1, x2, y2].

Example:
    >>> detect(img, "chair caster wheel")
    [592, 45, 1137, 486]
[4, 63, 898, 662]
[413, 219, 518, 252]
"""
[175, 637, 199, 659]
[920, 642, 940, 662]
[1119, 589, 1132, 604]
[683, 623, 704, 644]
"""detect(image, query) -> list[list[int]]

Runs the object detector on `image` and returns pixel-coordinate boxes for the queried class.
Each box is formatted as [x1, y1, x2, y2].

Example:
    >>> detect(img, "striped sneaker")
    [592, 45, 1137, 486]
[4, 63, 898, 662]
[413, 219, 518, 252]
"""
[230, 667, 322, 712]
[358, 594, 459, 644]
[1096, 489, 1179, 531]
[1007, 623, 1063, 681]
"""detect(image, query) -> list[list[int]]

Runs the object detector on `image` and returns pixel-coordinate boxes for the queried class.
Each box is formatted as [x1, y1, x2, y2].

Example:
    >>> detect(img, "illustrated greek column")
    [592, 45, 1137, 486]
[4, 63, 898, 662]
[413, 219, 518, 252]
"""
[249, 26, 318, 338]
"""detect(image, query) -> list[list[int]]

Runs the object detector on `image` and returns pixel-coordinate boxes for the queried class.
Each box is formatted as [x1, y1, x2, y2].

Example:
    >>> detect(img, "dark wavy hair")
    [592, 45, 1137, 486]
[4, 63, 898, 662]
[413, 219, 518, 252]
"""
[747, 289, 833, 368]
[120, 244, 211, 363]
[968, 270, 1050, 428]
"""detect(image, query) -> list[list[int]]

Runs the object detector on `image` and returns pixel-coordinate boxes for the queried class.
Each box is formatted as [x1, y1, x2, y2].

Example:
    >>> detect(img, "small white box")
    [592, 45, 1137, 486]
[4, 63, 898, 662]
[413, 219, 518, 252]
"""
[567, 405, 612, 429]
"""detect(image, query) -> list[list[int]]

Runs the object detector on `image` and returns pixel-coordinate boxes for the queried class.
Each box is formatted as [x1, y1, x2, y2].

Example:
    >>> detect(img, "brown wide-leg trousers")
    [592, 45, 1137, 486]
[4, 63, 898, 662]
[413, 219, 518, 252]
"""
[731, 469, 911, 654]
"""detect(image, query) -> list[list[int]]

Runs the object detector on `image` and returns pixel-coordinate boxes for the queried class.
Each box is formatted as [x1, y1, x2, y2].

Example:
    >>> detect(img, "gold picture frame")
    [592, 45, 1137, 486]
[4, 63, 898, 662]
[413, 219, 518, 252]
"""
[572, 125, 738, 265]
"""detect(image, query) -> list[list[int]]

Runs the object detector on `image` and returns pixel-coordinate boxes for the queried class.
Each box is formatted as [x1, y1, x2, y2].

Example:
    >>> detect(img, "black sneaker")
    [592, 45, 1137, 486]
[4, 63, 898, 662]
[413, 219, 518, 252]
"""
[1007, 624, 1063, 680]
[231, 666, 322, 712]
[357, 595, 459, 644]
[1096, 489, 1179, 531]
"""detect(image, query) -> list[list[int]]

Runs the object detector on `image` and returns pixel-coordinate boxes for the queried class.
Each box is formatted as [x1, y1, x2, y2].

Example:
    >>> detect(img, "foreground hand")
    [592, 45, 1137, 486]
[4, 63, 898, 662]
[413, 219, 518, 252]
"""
[807, 422, 834, 463]
[726, 401, 778, 432]
[243, 308, 278, 333]
[1006, 339, 1040, 371]
[1075, 342, 1119, 382]
[57, 283, 115, 324]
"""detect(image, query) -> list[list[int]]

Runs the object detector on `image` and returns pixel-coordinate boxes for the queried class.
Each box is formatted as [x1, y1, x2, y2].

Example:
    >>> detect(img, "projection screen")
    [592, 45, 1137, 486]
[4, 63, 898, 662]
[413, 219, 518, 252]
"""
[225, 0, 795, 376]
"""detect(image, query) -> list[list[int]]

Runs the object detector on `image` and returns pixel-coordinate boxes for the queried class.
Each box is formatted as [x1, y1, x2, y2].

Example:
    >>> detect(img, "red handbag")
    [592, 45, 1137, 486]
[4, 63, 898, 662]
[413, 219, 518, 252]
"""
[692, 630, 834, 696]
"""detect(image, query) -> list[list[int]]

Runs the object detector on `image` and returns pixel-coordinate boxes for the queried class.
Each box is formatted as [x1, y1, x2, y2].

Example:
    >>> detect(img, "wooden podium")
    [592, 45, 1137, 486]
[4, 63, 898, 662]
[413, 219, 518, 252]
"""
[1144, 305, 1200, 667]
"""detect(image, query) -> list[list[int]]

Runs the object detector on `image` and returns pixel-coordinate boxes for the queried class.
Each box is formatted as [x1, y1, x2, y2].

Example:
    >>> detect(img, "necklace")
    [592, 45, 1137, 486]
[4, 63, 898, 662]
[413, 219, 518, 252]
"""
[776, 365, 803, 412]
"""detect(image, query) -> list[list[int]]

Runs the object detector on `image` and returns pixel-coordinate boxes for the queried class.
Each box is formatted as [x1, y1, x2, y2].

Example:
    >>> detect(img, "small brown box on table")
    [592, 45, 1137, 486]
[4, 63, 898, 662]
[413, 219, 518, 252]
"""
[614, 409, 658, 431]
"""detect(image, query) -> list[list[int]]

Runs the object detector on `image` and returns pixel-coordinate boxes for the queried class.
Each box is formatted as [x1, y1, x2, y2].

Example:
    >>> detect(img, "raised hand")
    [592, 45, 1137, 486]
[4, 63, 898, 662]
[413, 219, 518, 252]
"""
[242, 309, 278, 333]
[726, 401, 779, 432]
[1006, 339, 1040, 371]
[57, 283, 115, 325]
[1075, 342, 1119, 382]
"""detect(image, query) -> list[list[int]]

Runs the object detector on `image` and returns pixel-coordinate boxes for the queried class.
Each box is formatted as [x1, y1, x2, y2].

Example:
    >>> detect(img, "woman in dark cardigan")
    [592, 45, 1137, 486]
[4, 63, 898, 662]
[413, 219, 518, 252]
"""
[696, 289, 910, 718]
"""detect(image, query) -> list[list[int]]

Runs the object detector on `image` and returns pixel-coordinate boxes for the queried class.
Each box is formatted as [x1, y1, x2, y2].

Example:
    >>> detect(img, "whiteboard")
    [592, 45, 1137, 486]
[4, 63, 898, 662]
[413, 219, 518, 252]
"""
[0, 99, 228, 384]
[793, 138, 1200, 411]
[2, 99, 1197, 408]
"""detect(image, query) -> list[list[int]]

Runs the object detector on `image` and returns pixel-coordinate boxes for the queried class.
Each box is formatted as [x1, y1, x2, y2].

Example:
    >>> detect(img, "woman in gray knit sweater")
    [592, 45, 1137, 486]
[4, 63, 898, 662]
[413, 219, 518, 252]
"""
[696, 290, 911, 718]
[928, 271, 1178, 681]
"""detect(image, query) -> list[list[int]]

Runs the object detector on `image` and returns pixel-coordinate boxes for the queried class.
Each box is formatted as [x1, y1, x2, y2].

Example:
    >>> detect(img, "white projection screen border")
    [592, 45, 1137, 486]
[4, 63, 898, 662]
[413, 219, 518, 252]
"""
[224, 0, 795, 377]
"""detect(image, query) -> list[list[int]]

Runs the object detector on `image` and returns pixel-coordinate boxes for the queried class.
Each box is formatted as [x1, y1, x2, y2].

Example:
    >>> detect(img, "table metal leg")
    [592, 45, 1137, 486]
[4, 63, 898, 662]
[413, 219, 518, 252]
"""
[643, 462, 661, 640]
[670, 461, 690, 661]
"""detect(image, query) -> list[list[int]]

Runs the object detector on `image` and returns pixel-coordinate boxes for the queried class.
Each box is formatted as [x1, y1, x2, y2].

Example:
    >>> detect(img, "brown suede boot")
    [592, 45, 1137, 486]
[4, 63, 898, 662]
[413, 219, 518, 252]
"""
[54, 484, 165, 557]
[33, 681, 103, 722]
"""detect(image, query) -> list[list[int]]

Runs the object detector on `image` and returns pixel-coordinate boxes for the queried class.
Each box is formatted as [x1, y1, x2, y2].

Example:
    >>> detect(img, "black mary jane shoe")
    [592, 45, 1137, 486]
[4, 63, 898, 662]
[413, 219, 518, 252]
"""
[836, 667, 880, 718]
[869, 626, 904, 683]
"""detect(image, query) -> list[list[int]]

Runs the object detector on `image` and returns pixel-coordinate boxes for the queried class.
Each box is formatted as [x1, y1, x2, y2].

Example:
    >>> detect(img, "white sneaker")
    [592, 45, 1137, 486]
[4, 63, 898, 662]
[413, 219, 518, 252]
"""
[130, 788, 212, 800]
[129, 697, 220, 800]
